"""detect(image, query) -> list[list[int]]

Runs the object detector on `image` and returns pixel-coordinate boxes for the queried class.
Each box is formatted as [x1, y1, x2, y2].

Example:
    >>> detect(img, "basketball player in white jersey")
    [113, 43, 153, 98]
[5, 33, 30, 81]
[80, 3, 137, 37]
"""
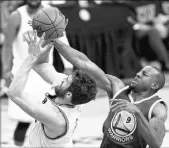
[1, 0, 73, 146]
[51, 35, 168, 147]
[7, 31, 97, 147]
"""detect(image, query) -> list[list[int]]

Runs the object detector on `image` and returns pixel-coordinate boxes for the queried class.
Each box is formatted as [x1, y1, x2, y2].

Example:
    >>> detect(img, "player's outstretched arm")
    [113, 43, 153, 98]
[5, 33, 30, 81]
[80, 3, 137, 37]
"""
[6, 32, 62, 130]
[31, 31, 67, 85]
[53, 39, 113, 93]
[7, 32, 52, 100]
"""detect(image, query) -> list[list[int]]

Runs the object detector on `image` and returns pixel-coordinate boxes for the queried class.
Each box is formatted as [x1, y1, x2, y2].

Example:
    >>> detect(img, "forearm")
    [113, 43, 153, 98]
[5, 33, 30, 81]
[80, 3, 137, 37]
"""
[53, 39, 111, 91]
[53, 39, 88, 70]
[7, 55, 37, 96]
[33, 63, 66, 85]
[59, 53, 73, 69]
[136, 111, 162, 148]
[57, 32, 73, 69]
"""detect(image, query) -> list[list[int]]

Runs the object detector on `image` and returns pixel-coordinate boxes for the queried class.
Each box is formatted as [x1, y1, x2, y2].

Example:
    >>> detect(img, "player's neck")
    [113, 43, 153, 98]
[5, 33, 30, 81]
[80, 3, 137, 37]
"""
[54, 97, 76, 108]
[130, 91, 154, 102]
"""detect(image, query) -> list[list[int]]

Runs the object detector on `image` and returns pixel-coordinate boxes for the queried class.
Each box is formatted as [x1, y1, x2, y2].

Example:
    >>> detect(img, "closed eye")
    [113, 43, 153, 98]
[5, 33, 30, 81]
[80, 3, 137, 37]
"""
[143, 71, 148, 76]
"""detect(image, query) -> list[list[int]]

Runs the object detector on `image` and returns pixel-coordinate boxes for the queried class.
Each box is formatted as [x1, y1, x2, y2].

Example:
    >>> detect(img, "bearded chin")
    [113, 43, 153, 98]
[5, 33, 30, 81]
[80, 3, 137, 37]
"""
[55, 87, 68, 98]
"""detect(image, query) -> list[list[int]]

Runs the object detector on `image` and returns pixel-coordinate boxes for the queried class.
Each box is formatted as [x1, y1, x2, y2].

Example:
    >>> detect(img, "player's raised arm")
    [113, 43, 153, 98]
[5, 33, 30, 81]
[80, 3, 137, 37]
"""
[53, 39, 125, 94]
[23, 31, 67, 86]
[6, 32, 60, 128]
[53, 39, 110, 91]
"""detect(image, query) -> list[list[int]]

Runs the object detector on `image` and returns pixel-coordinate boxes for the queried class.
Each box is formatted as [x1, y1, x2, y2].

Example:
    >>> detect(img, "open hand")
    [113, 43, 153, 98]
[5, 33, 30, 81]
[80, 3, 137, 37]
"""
[23, 30, 53, 58]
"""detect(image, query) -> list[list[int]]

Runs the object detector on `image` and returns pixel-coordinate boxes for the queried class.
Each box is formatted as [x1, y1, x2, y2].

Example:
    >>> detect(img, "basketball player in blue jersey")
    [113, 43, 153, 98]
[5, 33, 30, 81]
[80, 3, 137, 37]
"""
[6, 31, 97, 147]
[52, 35, 168, 148]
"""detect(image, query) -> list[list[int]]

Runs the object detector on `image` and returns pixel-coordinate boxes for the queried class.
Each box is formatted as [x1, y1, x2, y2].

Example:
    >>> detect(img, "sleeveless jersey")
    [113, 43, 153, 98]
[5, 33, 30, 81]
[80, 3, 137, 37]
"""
[101, 86, 166, 148]
[27, 102, 81, 147]
[8, 5, 52, 122]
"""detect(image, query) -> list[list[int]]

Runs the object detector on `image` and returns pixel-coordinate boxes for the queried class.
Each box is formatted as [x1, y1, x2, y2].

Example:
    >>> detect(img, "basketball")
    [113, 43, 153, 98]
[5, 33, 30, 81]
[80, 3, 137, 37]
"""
[32, 7, 67, 40]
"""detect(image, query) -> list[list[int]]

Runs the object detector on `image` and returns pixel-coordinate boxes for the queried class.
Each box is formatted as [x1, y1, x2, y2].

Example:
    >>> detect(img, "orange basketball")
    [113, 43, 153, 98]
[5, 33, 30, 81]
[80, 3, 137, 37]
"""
[32, 6, 67, 40]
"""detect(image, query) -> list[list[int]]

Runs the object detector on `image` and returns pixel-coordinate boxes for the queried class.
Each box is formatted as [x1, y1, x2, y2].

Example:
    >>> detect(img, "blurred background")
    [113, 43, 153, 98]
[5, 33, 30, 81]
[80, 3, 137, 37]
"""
[0, 0, 169, 147]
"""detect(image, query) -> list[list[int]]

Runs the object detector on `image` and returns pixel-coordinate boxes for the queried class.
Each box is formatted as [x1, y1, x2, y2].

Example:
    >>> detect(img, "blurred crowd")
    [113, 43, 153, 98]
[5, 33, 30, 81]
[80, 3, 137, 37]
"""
[0, 0, 169, 96]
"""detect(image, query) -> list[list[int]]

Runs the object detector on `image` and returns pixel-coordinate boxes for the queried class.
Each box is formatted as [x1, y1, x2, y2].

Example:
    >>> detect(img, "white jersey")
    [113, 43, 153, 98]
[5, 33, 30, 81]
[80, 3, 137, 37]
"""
[8, 5, 52, 122]
[27, 103, 81, 147]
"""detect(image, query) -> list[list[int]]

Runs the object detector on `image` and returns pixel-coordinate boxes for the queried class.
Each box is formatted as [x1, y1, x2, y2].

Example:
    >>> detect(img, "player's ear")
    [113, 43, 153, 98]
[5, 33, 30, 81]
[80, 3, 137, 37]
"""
[65, 91, 72, 100]
[151, 82, 160, 90]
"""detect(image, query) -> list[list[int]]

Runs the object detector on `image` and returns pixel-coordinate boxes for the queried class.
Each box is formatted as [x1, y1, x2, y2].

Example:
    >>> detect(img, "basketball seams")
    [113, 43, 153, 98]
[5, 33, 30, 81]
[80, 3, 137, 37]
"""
[33, 18, 53, 25]
[33, 20, 65, 33]
[47, 27, 65, 39]
[33, 19, 56, 32]
[41, 8, 57, 24]
[33, 9, 52, 25]
[42, 8, 65, 38]
[47, 29, 55, 39]
[42, 9, 58, 38]
[33, 7, 66, 39]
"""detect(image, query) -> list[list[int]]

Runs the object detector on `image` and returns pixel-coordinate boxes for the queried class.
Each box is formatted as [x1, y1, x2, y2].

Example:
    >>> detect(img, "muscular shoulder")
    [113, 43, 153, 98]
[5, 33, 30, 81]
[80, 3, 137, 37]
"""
[152, 102, 168, 122]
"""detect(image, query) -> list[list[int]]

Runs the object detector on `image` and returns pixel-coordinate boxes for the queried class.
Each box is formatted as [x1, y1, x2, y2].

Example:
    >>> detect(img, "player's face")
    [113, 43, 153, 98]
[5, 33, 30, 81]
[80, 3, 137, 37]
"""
[130, 66, 158, 92]
[50, 75, 73, 99]
[27, 0, 41, 9]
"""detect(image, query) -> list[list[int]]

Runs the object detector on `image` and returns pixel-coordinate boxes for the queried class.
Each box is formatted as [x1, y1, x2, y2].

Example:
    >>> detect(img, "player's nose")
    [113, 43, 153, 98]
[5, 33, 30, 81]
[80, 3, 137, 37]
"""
[136, 72, 141, 79]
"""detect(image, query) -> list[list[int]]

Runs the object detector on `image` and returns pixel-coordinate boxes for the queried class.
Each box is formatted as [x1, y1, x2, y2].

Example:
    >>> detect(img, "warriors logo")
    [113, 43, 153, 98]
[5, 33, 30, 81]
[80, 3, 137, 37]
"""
[108, 110, 137, 143]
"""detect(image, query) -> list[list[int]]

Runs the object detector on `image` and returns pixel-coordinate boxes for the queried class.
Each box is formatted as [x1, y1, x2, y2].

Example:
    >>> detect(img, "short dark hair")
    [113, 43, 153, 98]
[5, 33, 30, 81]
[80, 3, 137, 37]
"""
[68, 70, 97, 105]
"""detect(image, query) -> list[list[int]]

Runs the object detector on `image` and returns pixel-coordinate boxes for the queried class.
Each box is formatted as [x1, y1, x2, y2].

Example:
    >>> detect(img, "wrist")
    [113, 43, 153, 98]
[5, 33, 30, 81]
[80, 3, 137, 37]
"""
[29, 54, 41, 62]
